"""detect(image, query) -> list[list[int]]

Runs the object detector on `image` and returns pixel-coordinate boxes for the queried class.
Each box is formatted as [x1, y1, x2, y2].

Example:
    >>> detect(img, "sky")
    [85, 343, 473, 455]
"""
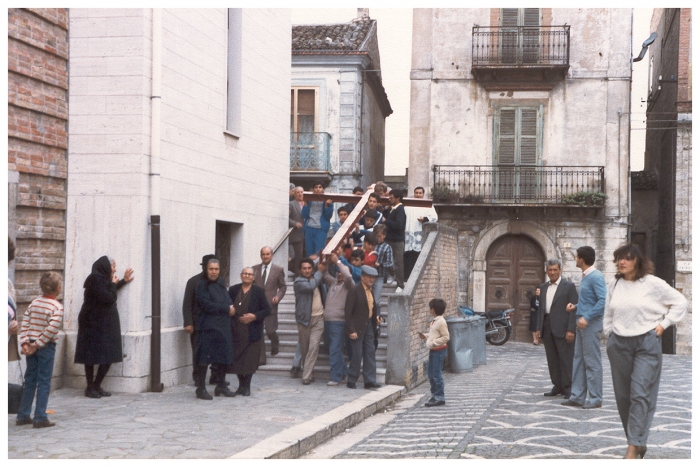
[292, 7, 655, 175]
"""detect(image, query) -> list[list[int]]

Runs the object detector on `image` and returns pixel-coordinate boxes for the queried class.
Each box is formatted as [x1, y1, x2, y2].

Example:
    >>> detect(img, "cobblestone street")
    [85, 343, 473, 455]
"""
[335, 342, 691, 459]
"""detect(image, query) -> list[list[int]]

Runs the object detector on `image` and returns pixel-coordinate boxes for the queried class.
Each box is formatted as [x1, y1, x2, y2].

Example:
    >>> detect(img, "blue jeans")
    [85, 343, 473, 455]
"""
[428, 347, 447, 402]
[17, 342, 56, 423]
[304, 227, 327, 257]
[325, 321, 349, 382]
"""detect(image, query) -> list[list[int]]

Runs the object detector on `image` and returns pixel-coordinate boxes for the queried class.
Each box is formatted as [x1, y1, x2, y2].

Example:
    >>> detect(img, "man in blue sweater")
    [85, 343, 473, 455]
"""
[563, 246, 607, 409]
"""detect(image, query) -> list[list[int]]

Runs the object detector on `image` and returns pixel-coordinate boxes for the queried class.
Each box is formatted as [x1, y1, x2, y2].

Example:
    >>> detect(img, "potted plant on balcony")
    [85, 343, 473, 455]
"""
[431, 184, 459, 203]
[561, 191, 608, 207]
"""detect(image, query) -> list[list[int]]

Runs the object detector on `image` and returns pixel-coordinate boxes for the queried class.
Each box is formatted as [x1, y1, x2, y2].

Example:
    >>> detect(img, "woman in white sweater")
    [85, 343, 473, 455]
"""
[604, 243, 687, 459]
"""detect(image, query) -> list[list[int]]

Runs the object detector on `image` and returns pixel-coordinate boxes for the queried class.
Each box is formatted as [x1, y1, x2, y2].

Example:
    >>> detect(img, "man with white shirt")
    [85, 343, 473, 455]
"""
[253, 246, 287, 364]
[562, 246, 607, 409]
[404, 186, 438, 280]
[537, 259, 578, 398]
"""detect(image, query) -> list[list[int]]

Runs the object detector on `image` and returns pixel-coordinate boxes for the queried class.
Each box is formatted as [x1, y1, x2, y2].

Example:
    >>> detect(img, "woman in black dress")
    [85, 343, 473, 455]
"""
[74, 256, 133, 398]
[529, 287, 541, 345]
[228, 267, 271, 396]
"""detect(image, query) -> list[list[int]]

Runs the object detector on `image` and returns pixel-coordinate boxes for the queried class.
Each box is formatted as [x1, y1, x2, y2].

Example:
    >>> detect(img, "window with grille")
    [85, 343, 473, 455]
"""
[500, 8, 541, 65]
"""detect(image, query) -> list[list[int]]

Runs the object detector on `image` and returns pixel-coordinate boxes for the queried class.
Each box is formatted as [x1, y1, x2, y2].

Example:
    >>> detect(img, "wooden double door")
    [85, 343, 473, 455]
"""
[485, 235, 545, 343]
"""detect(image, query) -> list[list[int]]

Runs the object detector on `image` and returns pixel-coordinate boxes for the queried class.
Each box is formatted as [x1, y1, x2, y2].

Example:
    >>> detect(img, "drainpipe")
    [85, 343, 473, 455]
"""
[149, 8, 164, 392]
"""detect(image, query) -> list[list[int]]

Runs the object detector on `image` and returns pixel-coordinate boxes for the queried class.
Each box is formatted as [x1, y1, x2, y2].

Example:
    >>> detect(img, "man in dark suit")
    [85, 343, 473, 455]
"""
[289, 186, 305, 276]
[537, 258, 578, 398]
[345, 265, 383, 390]
[253, 246, 287, 364]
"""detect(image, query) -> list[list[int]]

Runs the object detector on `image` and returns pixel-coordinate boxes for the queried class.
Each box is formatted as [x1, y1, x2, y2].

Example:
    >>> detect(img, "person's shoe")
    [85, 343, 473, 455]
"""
[85, 386, 101, 399]
[96, 387, 111, 397]
[214, 385, 236, 397]
[425, 400, 445, 407]
[562, 392, 571, 399]
[561, 399, 583, 407]
[427, 397, 436, 403]
[290, 366, 301, 378]
[347, 382, 356, 389]
[239, 386, 251, 396]
[395, 287, 403, 293]
[582, 402, 602, 409]
[327, 380, 340, 386]
[16, 418, 33, 426]
[543, 387, 562, 397]
[33, 419, 56, 429]
[196, 387, 213, 400]
[386, 279, 397, 286]
[209, 376, 230, 386]
[302, 379, 313, 385]
[270, 344, 279, 356]
[364, 382, 382, 389]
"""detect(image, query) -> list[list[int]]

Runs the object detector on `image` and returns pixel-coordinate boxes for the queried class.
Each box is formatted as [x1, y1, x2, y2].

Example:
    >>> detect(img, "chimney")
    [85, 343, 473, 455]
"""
[357, 8, 369, 19]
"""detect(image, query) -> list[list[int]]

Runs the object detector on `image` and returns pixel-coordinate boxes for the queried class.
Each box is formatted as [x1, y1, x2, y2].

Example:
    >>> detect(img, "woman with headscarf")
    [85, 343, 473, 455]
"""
[604, 243, 687, 459]
[74, 256, 134, 398]
[227, 267, 271, 396]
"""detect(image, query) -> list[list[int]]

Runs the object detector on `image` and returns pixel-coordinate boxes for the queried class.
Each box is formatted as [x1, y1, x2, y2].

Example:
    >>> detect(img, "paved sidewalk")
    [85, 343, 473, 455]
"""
[8, 371, 403, 459]
[335, 342, 692, 459]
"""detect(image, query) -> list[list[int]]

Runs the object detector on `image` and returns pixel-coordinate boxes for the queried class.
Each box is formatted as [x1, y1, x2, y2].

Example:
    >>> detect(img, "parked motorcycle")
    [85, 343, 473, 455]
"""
[473, 308, 515, 345]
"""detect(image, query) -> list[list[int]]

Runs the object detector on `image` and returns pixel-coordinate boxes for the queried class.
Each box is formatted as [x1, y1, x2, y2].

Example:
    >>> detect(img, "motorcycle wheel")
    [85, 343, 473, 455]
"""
[485, 324, 510, 346]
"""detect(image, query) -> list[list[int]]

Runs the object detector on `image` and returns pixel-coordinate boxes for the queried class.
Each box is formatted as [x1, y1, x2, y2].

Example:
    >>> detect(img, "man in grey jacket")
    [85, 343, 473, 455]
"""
[293, 257, 327, 385]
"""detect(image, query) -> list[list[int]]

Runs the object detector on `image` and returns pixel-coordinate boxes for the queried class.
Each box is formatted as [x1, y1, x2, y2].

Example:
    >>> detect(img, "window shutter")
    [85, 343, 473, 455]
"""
[497, 108, 516, 166]
[501, 9, 518, 28]
[520, 108, 538, 165]
[523, 8, 540, 27]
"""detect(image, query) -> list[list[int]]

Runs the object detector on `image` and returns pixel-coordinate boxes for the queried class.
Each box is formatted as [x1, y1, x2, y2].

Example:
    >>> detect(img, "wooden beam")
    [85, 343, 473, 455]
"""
[303, 192, 434, 208]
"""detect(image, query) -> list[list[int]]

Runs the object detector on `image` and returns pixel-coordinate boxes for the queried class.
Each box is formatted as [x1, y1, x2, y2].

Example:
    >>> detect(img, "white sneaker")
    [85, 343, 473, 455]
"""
[386, 279, 397, 286]
[327, 380, 340, 386]
[395, 287, 403, 293]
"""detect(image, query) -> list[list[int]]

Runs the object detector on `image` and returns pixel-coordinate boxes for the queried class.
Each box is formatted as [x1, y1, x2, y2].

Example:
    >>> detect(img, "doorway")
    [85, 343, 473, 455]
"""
[215, 221, 243, 288]
[485, 234, 545, 342]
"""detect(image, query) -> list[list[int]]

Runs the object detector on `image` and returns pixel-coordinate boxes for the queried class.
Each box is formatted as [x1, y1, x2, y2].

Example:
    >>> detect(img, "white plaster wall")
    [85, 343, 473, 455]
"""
[66, 8, 291, 392]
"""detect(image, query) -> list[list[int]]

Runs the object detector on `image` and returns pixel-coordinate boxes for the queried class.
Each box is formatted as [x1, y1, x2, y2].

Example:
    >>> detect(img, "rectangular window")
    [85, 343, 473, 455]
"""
[500, 8, 540, 65]
[226, 9, 242, 137]
[290, 87, 318, 134]
[493, 105, 543, 200]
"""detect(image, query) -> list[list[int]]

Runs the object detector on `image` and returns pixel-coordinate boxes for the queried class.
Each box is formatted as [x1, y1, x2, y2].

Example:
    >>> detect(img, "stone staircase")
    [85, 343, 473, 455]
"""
[256, 275, 394, 382]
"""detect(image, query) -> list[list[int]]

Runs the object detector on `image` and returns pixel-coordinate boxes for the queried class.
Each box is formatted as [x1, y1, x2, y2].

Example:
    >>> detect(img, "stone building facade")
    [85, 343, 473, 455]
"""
[409, 8, 632, 343]
[8, 8, 69, 321]
[290, 10, 392, 193]
[631, 8, 692, 354]
[62, 8, 292, 392]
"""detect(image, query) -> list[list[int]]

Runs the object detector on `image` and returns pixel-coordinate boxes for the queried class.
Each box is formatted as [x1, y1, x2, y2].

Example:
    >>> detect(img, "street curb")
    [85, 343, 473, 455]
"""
[229, 384, 406, 459]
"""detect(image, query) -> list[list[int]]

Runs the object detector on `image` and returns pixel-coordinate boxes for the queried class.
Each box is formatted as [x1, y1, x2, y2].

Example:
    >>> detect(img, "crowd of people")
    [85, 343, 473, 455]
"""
[534, 244, 687, 459]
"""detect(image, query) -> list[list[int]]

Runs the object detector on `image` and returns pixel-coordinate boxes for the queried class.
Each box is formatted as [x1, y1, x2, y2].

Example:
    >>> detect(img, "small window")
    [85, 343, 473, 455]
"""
[290, 87, 318, 134]
[226, 9, 242, 137]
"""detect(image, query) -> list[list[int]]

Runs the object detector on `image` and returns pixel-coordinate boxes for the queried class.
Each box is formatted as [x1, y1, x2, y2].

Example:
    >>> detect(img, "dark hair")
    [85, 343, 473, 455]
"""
[337, 205, 350, 215]
[353, 186, 364, 194]
[576, 246, 596, 266]
[414, 186, 425, 194]
[9, 237, 15, 262]
[429, 298, 446, 316]
[312, 181, 325, 189]
[613, 243, 654, 280]
[373, 224, 386, 235]
[390, 189, 404, 201]
[40, 271, 62, 294]
[350, 249, 365, 261]
[300, 257, 315, 268]
[364, 209, 378, 220]
[368, 192, 381, 202]
[364, 233, 377, 246]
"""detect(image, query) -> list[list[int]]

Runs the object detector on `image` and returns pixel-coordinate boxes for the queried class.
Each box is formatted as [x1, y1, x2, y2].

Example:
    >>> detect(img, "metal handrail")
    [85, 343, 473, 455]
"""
[472, 25, 570, 67]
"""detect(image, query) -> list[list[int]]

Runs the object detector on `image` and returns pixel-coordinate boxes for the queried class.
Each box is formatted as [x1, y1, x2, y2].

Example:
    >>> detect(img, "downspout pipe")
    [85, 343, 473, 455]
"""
[149, 8, 164, 392]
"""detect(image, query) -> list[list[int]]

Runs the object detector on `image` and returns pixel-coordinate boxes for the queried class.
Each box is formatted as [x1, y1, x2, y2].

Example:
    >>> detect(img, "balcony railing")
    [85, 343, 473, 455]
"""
[290, 132, 331, 172]
[432, 165, 605, 206]
[472, 25, 570, 68]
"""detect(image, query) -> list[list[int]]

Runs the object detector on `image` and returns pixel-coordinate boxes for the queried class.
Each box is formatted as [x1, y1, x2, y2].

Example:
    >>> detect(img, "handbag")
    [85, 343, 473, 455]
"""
[8, 359, 24, 414]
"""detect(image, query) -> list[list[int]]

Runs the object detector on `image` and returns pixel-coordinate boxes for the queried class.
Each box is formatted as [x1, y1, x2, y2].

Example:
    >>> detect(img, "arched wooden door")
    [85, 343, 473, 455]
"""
[485, 235, 545, 343]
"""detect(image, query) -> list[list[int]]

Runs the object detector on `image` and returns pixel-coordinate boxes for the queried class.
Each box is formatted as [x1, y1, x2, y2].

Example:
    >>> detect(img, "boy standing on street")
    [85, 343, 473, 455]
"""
[420, 298, 450, 407]
[16, 271, 64, 428]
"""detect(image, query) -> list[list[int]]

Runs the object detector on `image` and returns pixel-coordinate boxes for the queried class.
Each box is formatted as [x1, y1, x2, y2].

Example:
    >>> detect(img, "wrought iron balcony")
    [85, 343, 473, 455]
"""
[432, 165, 605, 206]
[290, 132, 331, 172]
[471, 25, 570, 89]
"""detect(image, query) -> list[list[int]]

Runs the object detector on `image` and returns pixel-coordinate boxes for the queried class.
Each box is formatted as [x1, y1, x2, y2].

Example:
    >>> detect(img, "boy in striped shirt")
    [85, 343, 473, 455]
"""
[16, 271, 64, 428]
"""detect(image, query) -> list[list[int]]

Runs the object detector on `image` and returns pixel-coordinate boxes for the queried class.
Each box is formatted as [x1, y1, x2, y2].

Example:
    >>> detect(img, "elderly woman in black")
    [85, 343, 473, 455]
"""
[74, 256, 133, 398]
[604, 243, 687, 459]
[227, 267, 271, 396]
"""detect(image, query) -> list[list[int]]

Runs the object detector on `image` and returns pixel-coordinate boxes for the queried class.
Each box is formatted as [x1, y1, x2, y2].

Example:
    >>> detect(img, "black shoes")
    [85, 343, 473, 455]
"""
[85, 387, 101, 398]
[425, 400, 445, 407]
[97, 387, 111, 397]
[16, 418, 33, 426]
[364, 382, 382, 390]
[214, 386, 236, 397]
[347, 382, 356, 389]
[582, 402, 602, 409]
[544, 387, 562, 397]
[271, 342, 279, 356]
[33, 419, 56, 428]
[561, 400, 583, 407]
[290, 366, 301, 378]
[196, 387, 213, 400]
[236, 386, 251, 396]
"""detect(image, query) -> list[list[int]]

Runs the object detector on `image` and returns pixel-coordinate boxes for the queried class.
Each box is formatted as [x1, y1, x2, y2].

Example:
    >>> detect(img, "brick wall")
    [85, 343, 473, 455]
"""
[385, 223, 459, 388]
[8, 8, 68, 312]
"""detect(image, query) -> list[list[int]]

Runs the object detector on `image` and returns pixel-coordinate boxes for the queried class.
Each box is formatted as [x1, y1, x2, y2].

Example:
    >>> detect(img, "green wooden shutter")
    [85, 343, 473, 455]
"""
[520, 108, 538, 165]
[497, 109, 517, 166]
